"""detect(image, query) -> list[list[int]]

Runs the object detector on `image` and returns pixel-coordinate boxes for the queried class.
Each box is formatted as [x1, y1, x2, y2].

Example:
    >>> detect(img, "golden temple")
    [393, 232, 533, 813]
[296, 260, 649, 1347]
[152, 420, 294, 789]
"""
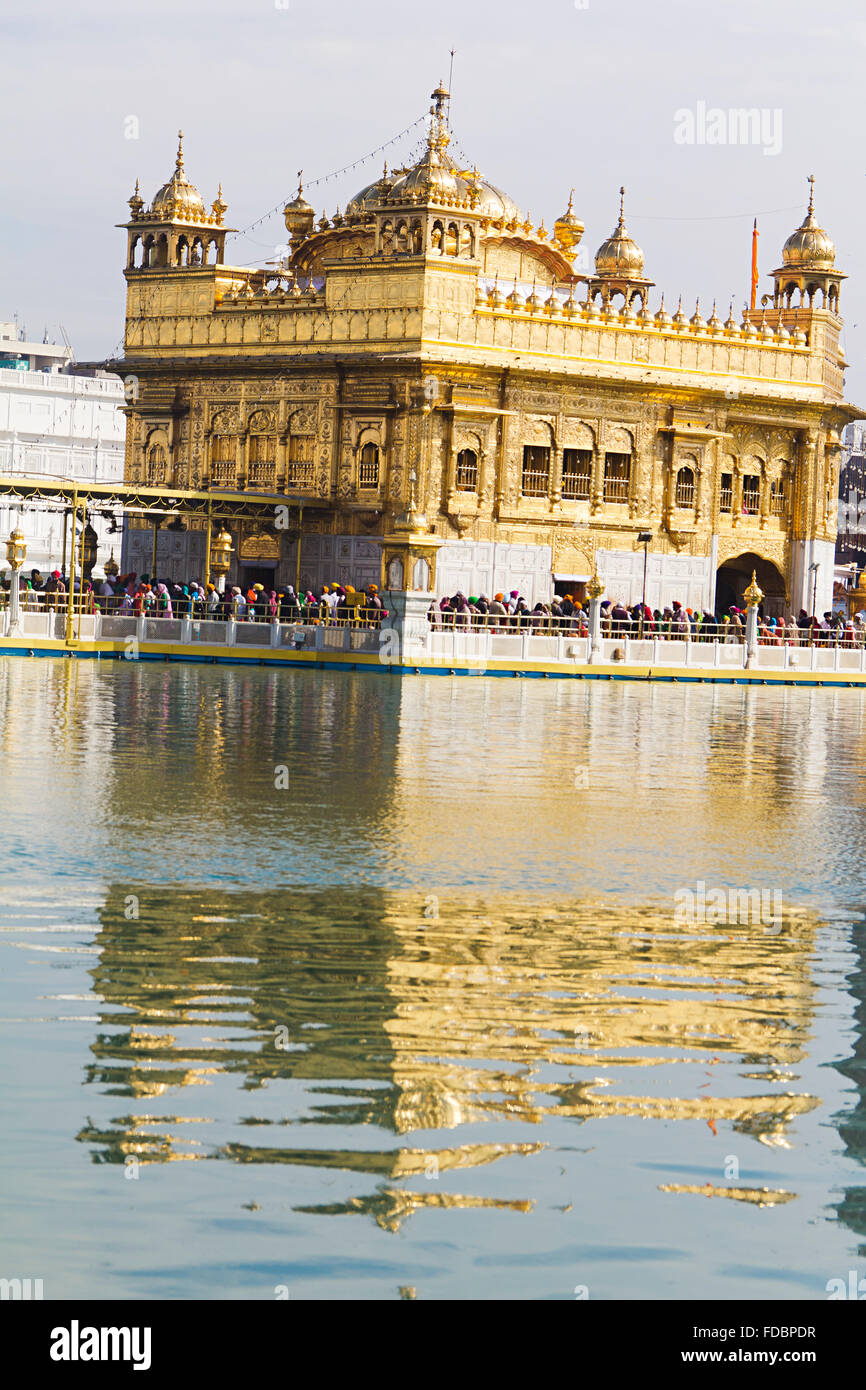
[114, 87, 859, 616]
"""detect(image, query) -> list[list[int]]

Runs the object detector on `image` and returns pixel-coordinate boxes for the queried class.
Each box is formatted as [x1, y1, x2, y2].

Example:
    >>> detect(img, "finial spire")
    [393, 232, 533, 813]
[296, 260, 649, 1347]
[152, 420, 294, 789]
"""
[807, 173, 815, 217]
[176, 130, 184, 174]
[567, 187, 575, 213]
[618, 185, 626, 227]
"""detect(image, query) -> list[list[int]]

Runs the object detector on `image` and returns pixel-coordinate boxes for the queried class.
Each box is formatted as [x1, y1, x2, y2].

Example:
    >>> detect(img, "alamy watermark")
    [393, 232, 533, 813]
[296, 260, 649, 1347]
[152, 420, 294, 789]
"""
[674, 102, 782, 157]
[674, 880, 782, 933]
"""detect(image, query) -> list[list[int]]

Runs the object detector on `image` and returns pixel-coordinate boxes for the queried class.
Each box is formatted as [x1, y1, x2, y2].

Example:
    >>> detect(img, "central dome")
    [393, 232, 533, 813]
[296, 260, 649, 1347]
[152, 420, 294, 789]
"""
[348, 153, 519, 221]
[347, 83, 519, 222]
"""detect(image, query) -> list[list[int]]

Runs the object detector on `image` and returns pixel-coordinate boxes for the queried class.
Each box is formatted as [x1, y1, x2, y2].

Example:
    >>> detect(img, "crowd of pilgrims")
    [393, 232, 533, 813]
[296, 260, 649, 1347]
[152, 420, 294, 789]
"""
[429, 589, 866, 644]
[7, 568, 864, 644]
[6, 568, 387, 623]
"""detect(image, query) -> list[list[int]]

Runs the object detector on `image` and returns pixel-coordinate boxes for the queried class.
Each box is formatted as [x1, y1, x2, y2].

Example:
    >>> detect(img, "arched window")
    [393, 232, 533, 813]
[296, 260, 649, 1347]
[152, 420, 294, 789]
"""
[395, 221, 409, 252]
[456, 448, 478, 492]
[146, 444, 167, 485]
[287, 435, 314, 488]
[742, 475, 761, 514]
[522, 445, 551, 497]
[562, 449, 592, 500]
[603, 452, 631, 503]
[410, 221, 423, 254]
[675, 466, 696, 508]
[359, 442, 380, 489]
[176, 236, 189, 267]
[247, 411, 277, 488]
[770, 477, 787, 516]
[210, 417, 237, 487]
[445, 222, 459, 255]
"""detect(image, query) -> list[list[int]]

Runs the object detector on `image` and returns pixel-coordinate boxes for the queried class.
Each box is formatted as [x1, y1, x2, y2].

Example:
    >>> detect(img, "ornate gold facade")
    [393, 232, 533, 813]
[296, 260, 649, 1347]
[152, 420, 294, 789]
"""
[115, 91, 859, 613]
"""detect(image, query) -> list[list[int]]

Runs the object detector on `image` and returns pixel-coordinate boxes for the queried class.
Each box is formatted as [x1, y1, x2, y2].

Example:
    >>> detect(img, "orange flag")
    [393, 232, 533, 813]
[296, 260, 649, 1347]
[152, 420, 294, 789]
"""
[750, 219, 759, 312]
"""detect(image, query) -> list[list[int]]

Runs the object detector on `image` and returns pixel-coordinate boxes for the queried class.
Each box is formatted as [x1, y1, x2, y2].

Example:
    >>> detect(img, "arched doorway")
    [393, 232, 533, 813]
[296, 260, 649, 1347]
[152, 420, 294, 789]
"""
[715, 552, 787, 616]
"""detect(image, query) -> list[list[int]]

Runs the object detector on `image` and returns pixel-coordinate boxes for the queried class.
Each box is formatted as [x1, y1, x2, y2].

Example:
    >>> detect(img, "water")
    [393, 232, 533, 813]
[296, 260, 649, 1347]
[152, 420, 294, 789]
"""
[1, 658, 865, 1300]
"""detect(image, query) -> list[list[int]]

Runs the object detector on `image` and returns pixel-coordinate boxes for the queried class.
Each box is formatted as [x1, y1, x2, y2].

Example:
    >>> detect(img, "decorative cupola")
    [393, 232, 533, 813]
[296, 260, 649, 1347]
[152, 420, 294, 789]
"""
[554, 189, 585, 257]
[586, 187, 654, 309]
[770, 176, 845, 314]
[119, 131, 233, 272]
[283, 172, 317, 250]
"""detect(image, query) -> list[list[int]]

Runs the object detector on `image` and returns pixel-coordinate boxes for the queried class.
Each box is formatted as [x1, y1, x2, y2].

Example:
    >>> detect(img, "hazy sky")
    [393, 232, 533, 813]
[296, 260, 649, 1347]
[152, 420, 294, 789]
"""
[2, 0, 864, 400]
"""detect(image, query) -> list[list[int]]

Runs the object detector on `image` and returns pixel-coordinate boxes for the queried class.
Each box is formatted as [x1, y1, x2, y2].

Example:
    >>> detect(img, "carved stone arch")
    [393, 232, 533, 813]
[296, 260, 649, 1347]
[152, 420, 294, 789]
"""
[211, 407, 239, 434]
[247, 408, 277, 434]
[455, 428, 484, 455]
[445, 222, 459, 256]
[562, 419, 596, 450]
[523, 416, 556, 448]
[431, 219, 444, 253]
[356, 423, 382, 451]
[410, 219, 423, 254]
[287, 406, 316, 435]
[395, 220, 409, 252]
[608, 425, 634, 453]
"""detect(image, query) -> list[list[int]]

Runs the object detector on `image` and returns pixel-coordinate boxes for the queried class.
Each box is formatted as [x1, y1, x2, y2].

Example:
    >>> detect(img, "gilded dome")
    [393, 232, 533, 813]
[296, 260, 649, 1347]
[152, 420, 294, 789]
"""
[782, 177, 835, 269]
[349, 82, 520, 221]
[151, 132, 206, 220]
[554, 189, 585, 251]
[594, 188, 645, 278]
[347, 163, 396, 214]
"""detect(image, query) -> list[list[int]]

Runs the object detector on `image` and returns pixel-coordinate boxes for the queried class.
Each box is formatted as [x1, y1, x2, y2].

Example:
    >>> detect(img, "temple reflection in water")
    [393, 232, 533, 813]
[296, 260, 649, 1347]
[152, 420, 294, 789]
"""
[78, 881, 825, 1229]
[2, 656, 863, 1242]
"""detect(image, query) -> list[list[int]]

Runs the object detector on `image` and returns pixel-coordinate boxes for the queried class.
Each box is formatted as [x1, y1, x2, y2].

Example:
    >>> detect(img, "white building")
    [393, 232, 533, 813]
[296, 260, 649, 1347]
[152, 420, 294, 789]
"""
[0, 321, 126, 579]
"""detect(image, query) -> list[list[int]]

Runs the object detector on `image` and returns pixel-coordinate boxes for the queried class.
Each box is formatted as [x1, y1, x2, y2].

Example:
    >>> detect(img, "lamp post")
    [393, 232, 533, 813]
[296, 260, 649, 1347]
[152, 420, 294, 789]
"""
[209, 529, 233, 594]
[586, 570, 605, 664]
[5, 527, 26, 635]
[808, 560, 820, 621]
[743, 569, 764, 667]
[637, 531, 652, 638]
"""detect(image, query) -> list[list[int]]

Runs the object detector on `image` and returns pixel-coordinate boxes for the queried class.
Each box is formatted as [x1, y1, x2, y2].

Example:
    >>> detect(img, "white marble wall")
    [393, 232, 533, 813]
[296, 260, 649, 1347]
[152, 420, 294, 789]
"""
[435, 540, 553, 605]
[596, 548, 714, 612]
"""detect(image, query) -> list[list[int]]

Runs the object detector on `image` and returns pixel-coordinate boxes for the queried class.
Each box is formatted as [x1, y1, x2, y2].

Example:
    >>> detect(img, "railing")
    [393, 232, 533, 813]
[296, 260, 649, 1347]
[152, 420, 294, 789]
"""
[561, 473, 591, 500]
[0, 591, 387, 630]
[428, 606, 866, 647]
[603, 476, 630, 503]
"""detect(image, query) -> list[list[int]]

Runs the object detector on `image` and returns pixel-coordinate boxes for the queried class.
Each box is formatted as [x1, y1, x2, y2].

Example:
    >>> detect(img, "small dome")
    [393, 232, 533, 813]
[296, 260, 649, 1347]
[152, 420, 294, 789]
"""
[554, 189, 585, 252]
[594, 187, 645, 278]
[284, 174, 316, 238]
[782, 177, 836, 269]
[151, 132, 206, 219]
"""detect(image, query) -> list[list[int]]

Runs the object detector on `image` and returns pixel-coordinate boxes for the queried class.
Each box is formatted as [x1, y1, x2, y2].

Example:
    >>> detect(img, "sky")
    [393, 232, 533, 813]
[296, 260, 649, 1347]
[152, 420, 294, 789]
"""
[1, 0, 864, 400]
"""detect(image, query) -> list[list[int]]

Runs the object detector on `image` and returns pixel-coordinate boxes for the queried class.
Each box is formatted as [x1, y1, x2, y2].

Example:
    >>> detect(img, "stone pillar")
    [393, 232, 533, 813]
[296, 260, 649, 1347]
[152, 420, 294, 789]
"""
[586, 573, 604, 664]
[8, 574, 22, 635]
[384, 589, 435, 666]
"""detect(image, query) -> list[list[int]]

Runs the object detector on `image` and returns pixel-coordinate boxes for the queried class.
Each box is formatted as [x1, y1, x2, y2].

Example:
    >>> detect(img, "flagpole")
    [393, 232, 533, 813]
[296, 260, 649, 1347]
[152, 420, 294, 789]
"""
[750, 218, 759, 313]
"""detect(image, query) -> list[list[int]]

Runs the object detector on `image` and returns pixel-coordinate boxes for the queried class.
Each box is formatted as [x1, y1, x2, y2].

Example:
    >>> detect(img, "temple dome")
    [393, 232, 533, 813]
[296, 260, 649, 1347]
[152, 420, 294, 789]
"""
[594, 188, 645, 277]
[349, 81, 520, 221]
[151, 132, 206, 219]
[782, 178, 835, 269]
